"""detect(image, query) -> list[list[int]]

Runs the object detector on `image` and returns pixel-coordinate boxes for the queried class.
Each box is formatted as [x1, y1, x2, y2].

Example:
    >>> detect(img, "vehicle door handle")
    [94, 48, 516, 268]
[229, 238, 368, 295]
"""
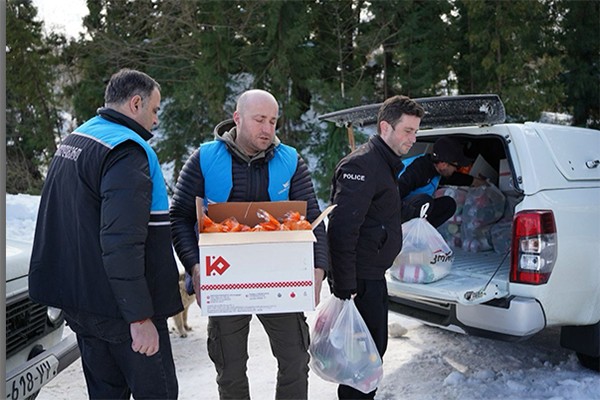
[585, 160, 600, 169]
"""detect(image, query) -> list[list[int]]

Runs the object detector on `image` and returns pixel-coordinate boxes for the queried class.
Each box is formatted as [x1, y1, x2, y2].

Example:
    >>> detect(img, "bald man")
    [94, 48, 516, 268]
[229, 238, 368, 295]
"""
[170, 89, 329, 399]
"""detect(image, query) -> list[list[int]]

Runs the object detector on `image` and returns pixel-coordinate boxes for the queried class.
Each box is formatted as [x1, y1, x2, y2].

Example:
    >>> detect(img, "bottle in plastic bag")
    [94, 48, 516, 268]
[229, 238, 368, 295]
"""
[390, 204, 454, 283]
[309, 296, 383, 394]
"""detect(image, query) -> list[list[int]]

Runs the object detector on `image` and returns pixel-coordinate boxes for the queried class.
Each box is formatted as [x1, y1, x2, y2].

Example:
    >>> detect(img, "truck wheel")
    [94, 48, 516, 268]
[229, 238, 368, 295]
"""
[561, 321, 600, 372]
[576, 352, 600, 372]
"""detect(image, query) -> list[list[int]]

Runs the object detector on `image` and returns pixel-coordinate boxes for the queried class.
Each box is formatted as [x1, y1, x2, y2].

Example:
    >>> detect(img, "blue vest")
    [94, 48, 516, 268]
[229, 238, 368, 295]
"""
[75, 116, 169, 213]
[398, 154, 441, 200]
[199, 140, 297, 204]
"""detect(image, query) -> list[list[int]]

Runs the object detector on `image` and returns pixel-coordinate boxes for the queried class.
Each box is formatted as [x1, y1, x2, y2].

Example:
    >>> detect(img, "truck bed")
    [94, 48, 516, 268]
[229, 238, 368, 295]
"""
[387, 248, 511, 305]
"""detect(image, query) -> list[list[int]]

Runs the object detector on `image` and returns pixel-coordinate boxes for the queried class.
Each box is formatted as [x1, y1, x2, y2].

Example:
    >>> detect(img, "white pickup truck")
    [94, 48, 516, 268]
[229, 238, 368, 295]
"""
[319, 95, 600, 371]
[5, 237, 80, 400]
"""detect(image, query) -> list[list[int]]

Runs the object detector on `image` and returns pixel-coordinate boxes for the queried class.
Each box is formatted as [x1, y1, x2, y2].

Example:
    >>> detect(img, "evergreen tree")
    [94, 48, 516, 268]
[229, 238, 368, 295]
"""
[229, 0, 314, 148]
[68, 0, 161, 123]
[310, 0, 375, 104]
[452, 0, 564, 121]
[151, 0, 244, 182]
[25, 0, 597, 201]
[363, 0, 456, 98]
[6, 0, 64, 194]
[559, 0, 600, 128]
[307, 0, 377, 199]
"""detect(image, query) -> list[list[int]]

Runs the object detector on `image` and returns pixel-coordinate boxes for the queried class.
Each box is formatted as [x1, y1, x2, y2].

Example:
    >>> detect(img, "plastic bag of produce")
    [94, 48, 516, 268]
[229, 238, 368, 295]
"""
[309, 296, 383, 394]
[435, 186, 469, 249]
[390, 204, 454, 283]
[461, 184, 505, 252]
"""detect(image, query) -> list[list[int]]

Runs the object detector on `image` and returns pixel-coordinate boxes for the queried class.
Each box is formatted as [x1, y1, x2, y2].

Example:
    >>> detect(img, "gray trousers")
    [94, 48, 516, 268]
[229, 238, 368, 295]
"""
[207, 312, 310, 400]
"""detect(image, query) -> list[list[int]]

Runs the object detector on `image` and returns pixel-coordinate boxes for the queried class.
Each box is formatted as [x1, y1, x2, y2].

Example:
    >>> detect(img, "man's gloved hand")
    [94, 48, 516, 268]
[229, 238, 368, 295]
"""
[332, 288, 354, 300]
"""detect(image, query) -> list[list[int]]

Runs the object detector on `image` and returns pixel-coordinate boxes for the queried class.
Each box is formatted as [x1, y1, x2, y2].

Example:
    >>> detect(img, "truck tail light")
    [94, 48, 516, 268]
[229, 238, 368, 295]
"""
[510, 210, 557, 285]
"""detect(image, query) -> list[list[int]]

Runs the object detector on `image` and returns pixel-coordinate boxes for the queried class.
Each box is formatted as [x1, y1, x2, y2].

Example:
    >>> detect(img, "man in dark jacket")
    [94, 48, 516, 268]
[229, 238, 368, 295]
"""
[398, 136, 485, 227]
[29, 69, 182, 399]
[170, 89, 328, 399]
[327, 95, 424, 399]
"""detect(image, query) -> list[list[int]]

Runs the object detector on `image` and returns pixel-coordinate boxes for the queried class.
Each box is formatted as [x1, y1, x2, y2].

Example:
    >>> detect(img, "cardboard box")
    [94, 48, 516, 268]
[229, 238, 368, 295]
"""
[196, 199, 331, 316]
[469, 154, 498, 186]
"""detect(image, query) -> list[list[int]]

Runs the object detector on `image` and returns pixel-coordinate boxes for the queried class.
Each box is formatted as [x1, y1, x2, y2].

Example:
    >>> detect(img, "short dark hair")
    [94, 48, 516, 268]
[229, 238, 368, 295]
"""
[104, 69, 160, 106]
[377, 95, 425, 134]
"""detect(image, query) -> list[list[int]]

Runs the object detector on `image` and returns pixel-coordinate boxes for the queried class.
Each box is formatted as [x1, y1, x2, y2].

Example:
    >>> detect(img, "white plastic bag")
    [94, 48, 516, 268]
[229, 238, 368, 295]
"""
[309, 296, 383, 393]
[461, 183, 506, 252]
[390, 204, 454, 283]
[435, 186, 469, 249]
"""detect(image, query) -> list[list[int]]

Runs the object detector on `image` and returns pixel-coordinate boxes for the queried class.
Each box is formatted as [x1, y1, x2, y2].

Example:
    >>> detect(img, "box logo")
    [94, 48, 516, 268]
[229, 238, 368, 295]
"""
[205, 255, 231, 276]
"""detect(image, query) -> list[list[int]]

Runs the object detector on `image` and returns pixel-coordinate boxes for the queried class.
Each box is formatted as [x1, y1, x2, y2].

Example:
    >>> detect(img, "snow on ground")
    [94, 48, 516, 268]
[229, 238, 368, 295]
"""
[7, 194, 600, 400]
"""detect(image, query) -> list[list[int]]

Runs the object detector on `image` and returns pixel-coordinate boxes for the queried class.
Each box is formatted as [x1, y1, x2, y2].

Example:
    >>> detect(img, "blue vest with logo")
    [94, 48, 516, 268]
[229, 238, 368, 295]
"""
[398, 153, 441, 200]
[75, 116, 169, 212]
[199, 140, 297, 204]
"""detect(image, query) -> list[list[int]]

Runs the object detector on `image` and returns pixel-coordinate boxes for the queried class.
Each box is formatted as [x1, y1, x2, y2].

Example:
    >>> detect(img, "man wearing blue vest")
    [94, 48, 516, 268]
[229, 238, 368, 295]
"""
[398, 137, 484, 227]
[29, 69, 182, 398]
[170, 89, 328, 399]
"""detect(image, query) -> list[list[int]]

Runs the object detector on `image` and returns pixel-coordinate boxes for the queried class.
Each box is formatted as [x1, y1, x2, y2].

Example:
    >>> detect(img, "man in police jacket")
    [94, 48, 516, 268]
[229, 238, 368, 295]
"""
[29, 69, 182, 399]
[328, 95, 425, 399]
[170, 89, 328, 399]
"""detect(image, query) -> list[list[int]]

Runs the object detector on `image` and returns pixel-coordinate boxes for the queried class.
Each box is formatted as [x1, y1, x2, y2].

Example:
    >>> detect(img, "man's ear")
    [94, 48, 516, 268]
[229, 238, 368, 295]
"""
[129, 95, 142, 114]
[379, 120, 391, 135]
[233, 110, 241, 125]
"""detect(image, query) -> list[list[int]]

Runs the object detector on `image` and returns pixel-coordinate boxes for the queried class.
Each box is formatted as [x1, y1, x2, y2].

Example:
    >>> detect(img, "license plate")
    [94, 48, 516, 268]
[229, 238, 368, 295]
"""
[6, 355, 59, 400]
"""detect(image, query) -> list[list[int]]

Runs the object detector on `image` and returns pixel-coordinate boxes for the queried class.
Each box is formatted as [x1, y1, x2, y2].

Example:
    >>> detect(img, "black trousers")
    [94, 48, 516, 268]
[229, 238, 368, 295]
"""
[65, 311, 178, 399]
[338, 279, 388, 400]
[401, 194, 457, 228]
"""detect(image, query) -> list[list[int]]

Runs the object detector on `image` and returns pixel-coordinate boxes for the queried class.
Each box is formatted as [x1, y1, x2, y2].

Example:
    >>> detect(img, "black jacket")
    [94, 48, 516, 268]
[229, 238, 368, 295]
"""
[397, 154, 474, 198]
[170, 120, 329, 275]
[29, 109, 182, 323]
[327, 135, 405, 293]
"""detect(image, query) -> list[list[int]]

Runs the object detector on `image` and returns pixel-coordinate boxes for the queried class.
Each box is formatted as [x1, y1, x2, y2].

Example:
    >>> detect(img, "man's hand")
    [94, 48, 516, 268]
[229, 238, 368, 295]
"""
[314, 268, 325, 306]
[192, 263, 201, 306]
[332, 287, 354, 300]
[472, 176, 487, 187]
[130, 319, 159, 356]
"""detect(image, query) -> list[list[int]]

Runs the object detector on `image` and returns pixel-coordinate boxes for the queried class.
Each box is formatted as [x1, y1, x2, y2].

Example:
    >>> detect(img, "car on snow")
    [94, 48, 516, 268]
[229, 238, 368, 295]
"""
[5, 238, 80, 400]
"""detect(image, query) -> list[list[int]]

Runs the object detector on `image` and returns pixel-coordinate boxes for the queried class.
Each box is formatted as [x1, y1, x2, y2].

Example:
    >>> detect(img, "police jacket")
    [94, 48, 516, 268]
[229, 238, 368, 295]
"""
[170, 119, 329, 275]
[327, 135, 405, 293]
[397, 154, 474, 199]
[29, 108, 183, 323]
